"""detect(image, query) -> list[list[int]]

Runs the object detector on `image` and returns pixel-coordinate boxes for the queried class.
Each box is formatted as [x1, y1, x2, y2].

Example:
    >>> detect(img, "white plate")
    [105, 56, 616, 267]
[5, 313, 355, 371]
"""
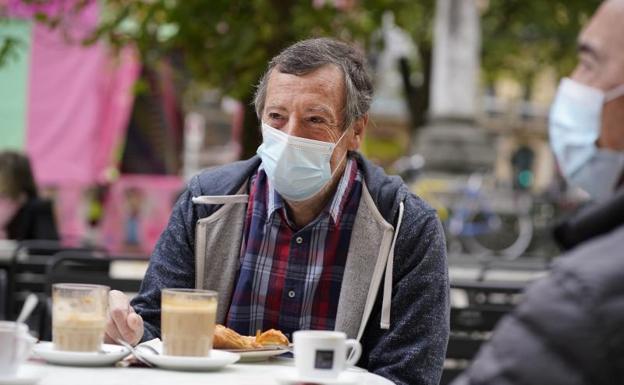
[32, 342, 130, 366]
[274, 370, 360, 385]
[0, 367, 42, 385]
[221, 347, 289, 362]
[137, 349, 240, 371]
[134, 341, 239, 371]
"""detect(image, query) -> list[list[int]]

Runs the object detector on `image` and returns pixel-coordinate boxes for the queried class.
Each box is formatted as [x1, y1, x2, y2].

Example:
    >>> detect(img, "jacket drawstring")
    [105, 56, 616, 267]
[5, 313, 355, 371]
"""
[381, 200, 404, 329]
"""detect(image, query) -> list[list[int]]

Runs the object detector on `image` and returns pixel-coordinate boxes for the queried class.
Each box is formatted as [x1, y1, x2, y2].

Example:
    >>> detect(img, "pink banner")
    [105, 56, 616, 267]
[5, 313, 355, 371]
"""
[95, 47, 141, 183]
[99, 175, 184, 255]
[24, 0, 139, 185]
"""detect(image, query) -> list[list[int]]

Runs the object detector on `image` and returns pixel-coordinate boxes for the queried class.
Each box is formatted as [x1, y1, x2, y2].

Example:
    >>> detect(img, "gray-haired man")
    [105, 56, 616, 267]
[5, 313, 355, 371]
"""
[105, 38, 449, 385]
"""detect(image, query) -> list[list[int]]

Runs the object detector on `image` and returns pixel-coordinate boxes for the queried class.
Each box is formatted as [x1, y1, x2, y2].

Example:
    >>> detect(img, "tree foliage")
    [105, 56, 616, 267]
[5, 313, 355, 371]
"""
[0, 0, 604, 152]
[86, 0, 432, 157]
[480, 0, 602, 95]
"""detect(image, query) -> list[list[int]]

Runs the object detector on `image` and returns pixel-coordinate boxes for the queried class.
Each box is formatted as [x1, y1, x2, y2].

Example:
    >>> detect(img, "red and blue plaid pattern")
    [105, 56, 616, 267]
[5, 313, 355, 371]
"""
[225, 157, 362, 338]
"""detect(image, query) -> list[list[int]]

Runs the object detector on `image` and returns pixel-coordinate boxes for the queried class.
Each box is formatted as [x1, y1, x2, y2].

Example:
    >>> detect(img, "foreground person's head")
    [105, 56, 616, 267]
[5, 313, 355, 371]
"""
[549, 0, 624, 201]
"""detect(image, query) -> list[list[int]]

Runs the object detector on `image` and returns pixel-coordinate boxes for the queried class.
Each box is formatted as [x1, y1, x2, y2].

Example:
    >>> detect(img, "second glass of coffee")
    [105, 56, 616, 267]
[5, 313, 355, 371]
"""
[161, 288, 218, 356]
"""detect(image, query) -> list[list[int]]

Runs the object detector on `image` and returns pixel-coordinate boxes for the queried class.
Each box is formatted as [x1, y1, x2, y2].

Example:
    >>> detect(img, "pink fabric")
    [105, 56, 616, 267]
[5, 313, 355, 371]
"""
[25, 0, 138, 185]
[99, 175, 183, 255]
[15, 0, 140, 244]
[7, 0, 72, 18]
[95, 47, 141, 183]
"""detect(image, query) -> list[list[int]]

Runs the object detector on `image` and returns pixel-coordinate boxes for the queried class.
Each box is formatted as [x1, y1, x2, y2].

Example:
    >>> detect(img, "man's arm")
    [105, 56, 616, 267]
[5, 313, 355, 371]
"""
[130, 178, 202, 341]
[361, 204, 450, 385]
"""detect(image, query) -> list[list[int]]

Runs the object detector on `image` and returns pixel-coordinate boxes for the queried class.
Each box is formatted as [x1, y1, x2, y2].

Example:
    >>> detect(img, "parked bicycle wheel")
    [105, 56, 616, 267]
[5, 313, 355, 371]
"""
[461, 211, 533, 260]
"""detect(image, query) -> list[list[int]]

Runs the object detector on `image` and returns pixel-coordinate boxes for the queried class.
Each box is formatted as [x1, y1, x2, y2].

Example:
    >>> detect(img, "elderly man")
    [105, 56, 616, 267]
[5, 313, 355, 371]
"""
[452, 1, 624, 384]
[105, 38, 449, 385]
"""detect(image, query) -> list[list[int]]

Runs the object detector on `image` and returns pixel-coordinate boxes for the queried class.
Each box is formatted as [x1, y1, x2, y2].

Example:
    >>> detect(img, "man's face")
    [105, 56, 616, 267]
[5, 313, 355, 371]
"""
[262, 64, 365, 173]
[571, 0, 624, 150]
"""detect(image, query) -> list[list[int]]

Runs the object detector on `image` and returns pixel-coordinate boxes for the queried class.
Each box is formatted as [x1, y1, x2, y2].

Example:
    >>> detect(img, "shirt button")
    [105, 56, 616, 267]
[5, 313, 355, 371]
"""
[295, 236, 303, 244]
[288, 290, 296, 298]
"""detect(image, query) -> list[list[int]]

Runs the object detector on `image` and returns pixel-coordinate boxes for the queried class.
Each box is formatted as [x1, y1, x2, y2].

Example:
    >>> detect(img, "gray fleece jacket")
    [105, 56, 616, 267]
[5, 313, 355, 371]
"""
[131, 153, 450, 385]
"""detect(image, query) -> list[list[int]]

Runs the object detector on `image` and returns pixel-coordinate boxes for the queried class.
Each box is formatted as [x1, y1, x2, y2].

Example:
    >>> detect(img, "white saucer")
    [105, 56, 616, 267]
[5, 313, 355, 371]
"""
[137, 348, 240, 371]
[223, 347, 289, 362]
[32, 342, 130, 366]
[0, 367, 42, 385]
[275, 370, 360, 385]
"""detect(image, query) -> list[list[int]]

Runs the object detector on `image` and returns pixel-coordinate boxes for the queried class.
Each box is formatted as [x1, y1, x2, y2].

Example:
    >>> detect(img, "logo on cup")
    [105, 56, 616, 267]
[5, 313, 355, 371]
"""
[314, 350, 334, 369]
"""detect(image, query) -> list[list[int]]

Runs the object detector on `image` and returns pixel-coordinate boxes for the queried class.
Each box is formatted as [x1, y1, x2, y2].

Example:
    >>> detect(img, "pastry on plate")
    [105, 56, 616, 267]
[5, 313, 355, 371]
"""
[213, 325, 290, 349]
[213, 324, 261, 349]
[255, 329, 289, 347]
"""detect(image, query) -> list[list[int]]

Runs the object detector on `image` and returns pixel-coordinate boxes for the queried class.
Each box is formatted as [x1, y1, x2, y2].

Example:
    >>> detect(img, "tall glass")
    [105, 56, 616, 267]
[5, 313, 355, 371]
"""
[52, 283, 109, 352]
[161, 288, 218, 356]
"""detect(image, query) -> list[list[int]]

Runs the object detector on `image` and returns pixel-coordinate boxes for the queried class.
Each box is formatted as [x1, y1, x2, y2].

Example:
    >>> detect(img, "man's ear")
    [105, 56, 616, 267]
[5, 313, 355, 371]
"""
[348, 114, 368, 151]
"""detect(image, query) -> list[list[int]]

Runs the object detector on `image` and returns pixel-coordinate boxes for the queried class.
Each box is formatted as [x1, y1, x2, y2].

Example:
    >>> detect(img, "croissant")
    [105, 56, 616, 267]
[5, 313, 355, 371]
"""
[212, 324, 290, 349]
[255, 329, 290, 347]
[213, 324, 261, 349]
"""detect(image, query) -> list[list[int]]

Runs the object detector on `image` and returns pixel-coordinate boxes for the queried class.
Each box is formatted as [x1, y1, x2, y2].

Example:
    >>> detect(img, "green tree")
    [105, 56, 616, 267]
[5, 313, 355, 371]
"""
[1, 0, 435, 158]
[480, 0, 601, 99]
[2, 0, 600, 155]
[90, 0, 435, 158]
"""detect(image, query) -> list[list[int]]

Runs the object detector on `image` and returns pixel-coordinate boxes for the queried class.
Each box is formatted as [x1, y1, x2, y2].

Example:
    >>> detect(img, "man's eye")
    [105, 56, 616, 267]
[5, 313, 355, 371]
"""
[268, 113, 283, 120]
[309, 116, 325, 124]
[578, 55, 595, 72]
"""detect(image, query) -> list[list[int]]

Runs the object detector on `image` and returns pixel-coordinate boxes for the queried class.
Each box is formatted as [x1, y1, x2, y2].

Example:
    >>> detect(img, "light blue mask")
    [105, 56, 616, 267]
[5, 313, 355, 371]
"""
[256, 123, 349, 202]
[549, 78, 624, 201]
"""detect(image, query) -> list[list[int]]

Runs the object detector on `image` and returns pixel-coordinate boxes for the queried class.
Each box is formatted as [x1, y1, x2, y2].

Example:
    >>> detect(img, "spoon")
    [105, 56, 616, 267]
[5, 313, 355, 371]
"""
[16, 293, 39, 324]
[116, 338, 157, 367]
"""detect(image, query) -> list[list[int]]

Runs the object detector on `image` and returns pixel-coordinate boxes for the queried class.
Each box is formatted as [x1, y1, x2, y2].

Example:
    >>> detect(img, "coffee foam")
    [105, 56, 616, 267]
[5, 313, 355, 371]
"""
[161, 298, 217, 312]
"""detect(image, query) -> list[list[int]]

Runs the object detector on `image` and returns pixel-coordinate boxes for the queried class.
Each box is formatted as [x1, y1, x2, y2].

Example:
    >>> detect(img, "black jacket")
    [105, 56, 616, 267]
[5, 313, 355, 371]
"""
[7, 198, 59, 241]
[452, 192, 624, 385]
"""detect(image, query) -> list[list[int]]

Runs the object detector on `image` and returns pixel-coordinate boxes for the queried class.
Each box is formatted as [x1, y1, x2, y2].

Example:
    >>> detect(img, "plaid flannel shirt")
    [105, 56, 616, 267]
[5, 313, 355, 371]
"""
[225, 157, 363, 338]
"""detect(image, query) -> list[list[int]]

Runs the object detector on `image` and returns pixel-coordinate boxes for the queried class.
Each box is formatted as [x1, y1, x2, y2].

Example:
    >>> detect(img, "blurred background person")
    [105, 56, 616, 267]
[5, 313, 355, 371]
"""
[452, 1, 624, 384]
[0, 151, 59, 241]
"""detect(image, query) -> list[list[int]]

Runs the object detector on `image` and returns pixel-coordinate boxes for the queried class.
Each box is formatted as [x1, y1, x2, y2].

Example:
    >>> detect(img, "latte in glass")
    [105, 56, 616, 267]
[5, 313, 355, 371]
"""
[161, 288, 218, 356]
[52, 284, 109, 352]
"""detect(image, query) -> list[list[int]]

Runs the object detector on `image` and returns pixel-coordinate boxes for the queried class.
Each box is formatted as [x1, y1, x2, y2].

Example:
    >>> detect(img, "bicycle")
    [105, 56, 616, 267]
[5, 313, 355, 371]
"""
[394, 156, 534, 260]
[446, 173, 533, 260]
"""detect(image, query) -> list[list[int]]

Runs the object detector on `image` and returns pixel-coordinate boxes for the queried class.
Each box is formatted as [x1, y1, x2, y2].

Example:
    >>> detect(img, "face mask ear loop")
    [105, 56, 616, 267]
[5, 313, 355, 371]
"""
[605, 84, 624, 103]
[333, 124, 354, 169]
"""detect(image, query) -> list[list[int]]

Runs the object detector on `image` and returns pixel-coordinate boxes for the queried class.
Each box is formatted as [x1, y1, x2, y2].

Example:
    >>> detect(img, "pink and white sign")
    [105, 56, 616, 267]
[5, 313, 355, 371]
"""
[99, 175, 184, 256]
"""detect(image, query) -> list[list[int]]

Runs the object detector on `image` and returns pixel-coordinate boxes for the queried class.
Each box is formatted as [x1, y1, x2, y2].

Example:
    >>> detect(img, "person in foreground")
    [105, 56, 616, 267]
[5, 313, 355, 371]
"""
[105, 38, 450, 385]
[452, 1, 624, 384]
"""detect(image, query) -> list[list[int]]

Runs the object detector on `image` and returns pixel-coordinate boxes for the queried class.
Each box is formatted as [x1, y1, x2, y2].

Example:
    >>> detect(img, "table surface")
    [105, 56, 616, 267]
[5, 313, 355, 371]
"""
[18, 358, 394, 385]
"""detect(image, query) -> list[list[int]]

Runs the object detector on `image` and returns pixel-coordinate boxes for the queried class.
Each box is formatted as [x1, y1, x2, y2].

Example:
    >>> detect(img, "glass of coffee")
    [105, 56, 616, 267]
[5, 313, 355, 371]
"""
[52, 283, 109, 352]
[161, 288, 218, 357]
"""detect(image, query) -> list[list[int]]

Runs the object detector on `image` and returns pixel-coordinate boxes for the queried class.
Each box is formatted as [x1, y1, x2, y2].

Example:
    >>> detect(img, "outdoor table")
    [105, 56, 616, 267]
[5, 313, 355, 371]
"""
[19, 358, 395, 385]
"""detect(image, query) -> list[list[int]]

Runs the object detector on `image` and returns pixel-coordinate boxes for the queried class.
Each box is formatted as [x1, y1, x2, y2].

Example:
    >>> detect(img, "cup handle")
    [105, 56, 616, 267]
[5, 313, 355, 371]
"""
[17, 334, 36, 362]
[345, 339, 362, 368]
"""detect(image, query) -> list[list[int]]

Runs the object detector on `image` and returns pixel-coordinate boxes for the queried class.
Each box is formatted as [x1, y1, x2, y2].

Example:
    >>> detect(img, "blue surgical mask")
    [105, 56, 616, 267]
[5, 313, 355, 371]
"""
[256, 122, 349, 202]
[549, 78, 624, 201]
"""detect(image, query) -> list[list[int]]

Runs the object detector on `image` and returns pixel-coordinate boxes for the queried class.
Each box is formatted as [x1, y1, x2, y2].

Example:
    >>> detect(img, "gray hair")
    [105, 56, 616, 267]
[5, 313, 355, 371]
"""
[254, 38, 373, 130]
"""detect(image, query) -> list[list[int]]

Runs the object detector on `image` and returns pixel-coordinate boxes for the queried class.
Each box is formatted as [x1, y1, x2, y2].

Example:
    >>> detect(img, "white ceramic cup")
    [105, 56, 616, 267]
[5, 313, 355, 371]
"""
[293, 330, 362, 379]
[0, 321, 35, 378]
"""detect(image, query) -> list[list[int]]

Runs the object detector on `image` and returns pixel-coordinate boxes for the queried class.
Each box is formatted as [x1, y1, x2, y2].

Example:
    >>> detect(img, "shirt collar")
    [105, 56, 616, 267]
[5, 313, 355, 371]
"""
[261, 156, 357, 226]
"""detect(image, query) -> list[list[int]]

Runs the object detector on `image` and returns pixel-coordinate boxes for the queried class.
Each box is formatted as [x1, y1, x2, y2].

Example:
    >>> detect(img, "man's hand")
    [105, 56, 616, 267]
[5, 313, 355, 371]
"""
[105, 290, 144, 346]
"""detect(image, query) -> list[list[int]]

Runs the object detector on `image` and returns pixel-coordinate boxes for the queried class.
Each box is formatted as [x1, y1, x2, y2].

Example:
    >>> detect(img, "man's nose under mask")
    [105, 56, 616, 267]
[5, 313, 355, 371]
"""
[256, 122, 349, 202]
